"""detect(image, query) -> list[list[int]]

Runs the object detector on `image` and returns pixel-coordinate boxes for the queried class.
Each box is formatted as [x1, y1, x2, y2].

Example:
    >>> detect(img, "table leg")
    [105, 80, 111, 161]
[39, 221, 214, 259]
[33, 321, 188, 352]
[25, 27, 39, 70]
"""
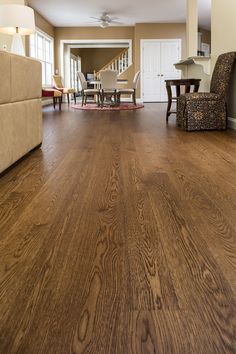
[166, 84, 172, 123]
[194, 84, 200, 92]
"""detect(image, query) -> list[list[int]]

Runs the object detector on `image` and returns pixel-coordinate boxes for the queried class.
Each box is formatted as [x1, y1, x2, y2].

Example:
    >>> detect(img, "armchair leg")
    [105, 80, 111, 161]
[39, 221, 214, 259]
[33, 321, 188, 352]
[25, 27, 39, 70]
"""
[74, 92, 76, 104]
[101, 90, 104, 107]
[133, 90, 136, 105]
[53, 97, 56, 109]
[166, 99, 172, 123]
[67, 93, 70, 104]
[59, 96, 62, 111]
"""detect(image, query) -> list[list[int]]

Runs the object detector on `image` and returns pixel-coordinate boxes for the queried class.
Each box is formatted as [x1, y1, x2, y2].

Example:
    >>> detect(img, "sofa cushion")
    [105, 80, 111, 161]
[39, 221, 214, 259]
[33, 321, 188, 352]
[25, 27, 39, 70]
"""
[0, 99, 42, 173]
[0, 51, 11, 104]
[11, 53, 42, 102]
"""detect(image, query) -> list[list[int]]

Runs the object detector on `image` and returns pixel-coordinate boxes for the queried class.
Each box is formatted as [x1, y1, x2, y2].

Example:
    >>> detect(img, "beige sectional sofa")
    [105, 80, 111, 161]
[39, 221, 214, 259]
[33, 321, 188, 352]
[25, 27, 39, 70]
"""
[0, 51, 42, 174]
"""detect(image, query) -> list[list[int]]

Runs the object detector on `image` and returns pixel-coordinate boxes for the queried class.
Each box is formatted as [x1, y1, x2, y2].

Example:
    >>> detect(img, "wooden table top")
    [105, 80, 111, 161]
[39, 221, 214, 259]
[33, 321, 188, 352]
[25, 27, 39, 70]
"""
[88, 79, 128, 85]
[165, 78, 201, 86]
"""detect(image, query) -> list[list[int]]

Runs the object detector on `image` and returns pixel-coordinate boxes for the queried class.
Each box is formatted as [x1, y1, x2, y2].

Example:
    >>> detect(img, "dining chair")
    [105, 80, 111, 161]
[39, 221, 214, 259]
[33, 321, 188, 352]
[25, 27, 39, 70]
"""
[100, 70, 118, 107]
[117, 71, 140, 105]
[52, 75, 76, 104]
[77, 72, 101, 106]
[177, 52, 236, 131]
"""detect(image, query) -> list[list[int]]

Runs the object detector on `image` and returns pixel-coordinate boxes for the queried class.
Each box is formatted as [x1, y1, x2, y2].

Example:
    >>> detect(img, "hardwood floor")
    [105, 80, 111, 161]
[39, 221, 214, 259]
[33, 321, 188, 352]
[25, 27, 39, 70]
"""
[0, 103, 236, 353]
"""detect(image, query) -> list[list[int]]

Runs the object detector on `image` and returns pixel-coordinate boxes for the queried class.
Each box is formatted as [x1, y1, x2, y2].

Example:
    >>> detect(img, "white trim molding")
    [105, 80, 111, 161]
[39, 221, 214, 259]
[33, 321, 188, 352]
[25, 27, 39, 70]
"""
[228, 117, 236, 130]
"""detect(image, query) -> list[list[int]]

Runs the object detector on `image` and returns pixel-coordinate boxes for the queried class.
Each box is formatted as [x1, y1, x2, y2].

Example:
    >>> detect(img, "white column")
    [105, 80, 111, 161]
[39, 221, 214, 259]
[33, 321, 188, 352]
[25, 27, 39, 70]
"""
[186, 0, 198, 57]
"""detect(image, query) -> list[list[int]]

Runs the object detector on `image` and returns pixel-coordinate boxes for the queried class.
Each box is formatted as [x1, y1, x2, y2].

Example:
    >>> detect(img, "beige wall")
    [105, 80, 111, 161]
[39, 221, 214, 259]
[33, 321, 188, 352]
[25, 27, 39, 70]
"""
[71, 47, 125, 73]
[0, 0, 25, 51]
[54, 26, 134, 70]
[211, 0, 236, 119]
[34, 10, 55, 38]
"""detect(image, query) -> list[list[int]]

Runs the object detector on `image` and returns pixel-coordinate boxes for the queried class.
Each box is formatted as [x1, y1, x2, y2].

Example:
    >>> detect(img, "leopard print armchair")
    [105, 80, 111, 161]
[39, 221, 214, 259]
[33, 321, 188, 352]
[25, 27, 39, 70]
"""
[177, 52, 236, 131]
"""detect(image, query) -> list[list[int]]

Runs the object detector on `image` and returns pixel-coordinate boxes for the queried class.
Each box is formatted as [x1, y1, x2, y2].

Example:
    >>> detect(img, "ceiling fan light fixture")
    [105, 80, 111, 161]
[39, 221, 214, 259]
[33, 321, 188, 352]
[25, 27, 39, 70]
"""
[100, 20, 109, 28]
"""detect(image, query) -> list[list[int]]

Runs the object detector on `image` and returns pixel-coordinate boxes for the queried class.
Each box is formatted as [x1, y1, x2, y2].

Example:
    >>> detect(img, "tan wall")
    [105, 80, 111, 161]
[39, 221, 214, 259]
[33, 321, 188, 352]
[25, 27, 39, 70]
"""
[34, 10, 55, 38]
[71, 47, 125, 73]
[0, 0, 25, 51]
[54, 26, 134, 70]
[211, 0, 236, 119]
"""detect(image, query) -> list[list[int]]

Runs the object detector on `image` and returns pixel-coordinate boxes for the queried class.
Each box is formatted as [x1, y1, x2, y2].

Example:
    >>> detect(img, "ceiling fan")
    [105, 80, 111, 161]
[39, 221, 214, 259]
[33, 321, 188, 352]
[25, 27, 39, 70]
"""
[90, 13, 123, 28]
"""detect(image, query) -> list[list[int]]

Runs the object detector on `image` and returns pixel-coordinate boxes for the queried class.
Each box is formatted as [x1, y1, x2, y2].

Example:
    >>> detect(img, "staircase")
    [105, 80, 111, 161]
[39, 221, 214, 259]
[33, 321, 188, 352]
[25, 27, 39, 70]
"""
[96, 48, 130, 79]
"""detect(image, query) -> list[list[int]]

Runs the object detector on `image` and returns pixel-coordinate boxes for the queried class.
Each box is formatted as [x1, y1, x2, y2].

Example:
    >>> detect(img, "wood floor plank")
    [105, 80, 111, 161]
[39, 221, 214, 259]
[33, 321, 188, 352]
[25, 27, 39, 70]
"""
[0, 103, 236, 353]
[120, 133, 179, 311]
[134, 132, 236, 294]
[142, 172, 236, 352]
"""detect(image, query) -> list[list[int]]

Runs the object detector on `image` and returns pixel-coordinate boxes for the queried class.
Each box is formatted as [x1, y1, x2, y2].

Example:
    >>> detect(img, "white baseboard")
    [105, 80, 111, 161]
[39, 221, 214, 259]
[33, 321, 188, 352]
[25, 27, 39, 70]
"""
[228, 117, 236, 130]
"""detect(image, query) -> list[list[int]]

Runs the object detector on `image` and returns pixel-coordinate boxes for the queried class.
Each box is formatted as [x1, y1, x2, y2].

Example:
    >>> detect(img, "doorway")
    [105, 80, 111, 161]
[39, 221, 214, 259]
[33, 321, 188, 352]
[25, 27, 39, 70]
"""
[60, 39, 132, 88]
[141, 39, 181, 102]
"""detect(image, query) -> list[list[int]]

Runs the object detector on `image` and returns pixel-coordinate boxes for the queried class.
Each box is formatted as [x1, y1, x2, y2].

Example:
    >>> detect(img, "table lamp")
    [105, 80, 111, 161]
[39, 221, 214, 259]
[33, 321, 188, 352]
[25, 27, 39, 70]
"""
[0, 4, 35, 56]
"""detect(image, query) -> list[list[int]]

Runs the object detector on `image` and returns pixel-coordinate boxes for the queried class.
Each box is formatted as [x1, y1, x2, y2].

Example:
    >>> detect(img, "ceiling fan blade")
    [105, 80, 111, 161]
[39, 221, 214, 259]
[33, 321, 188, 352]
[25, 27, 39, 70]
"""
[90, 16, 102, 21]
[110, 20, 123, 24]
[84, 21, 101, 24]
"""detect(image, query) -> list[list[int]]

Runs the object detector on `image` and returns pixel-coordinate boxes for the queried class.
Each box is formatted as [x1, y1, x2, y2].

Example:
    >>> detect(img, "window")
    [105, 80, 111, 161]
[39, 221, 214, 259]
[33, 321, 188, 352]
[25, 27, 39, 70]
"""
[70, 55, 81, 91]
[30, 29, 54, 86]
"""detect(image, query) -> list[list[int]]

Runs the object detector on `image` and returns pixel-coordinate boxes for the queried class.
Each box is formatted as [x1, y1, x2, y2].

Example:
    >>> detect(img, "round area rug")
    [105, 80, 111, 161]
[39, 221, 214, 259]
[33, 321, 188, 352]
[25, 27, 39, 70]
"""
[71, 103, 144, 111]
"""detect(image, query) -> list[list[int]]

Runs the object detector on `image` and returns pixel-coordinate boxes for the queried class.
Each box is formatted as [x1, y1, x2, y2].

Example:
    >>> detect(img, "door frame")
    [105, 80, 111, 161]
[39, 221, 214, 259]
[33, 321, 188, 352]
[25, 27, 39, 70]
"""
[60, 39, 133, 88]
[140, 39, 182, 102]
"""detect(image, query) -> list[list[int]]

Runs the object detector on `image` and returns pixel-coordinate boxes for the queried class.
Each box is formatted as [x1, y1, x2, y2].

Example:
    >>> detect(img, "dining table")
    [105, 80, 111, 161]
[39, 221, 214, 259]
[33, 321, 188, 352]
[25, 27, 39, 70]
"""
[87, 79, 128, 89]
[87, 79, 128, 106]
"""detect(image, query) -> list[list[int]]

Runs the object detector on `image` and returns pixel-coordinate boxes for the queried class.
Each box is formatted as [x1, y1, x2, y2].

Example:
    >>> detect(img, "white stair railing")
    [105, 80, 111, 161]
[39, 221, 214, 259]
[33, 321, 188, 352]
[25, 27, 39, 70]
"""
[96, 48, 130, 79]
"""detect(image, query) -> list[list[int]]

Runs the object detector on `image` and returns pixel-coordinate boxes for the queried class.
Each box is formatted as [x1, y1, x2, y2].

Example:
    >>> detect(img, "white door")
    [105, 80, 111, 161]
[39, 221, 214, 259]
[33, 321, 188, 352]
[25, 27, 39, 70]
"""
[142, 40, 181, 102]
[160, 41, 181, 101]
[142, 41, 161, 102]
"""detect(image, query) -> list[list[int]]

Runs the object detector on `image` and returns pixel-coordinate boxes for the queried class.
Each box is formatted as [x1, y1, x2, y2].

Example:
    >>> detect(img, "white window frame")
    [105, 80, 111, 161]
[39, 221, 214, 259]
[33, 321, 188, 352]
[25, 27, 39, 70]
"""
[30, 27, 54, 87]
[70, 53, 78, 91]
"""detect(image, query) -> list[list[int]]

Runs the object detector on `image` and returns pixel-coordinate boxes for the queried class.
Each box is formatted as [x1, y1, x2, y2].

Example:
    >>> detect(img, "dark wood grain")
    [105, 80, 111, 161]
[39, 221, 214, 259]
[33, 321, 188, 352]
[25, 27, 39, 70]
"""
[0, 103, 236, 353]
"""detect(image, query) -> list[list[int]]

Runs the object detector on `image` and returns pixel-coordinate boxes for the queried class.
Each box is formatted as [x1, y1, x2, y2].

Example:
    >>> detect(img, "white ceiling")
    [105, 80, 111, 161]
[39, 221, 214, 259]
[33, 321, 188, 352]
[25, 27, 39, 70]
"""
[28, 0, 211, 30]
[198, 0, 211, 30]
